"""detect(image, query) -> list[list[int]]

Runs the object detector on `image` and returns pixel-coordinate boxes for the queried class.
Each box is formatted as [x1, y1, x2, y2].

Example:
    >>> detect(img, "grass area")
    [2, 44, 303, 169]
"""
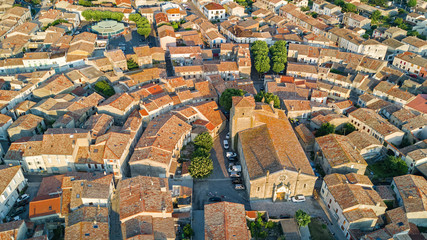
[418, 226, 427, 233]
[308, 218, 333, 240]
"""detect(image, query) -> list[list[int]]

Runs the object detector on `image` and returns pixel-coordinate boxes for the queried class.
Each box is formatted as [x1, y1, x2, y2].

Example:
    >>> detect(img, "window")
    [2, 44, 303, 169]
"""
[257, 187, 260, 192]
[49, 206, 52, 210]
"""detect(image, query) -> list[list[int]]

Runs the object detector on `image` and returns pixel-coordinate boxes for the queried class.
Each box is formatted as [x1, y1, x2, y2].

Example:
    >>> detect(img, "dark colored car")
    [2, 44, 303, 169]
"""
[208, 197, 222, 202]
[232, 178, 242, 184]
[11, 206, 25, 217]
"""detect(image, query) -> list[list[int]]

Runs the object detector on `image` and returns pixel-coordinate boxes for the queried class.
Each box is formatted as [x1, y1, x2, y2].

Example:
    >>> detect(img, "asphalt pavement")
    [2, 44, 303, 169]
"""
[192, 123, 250, 211]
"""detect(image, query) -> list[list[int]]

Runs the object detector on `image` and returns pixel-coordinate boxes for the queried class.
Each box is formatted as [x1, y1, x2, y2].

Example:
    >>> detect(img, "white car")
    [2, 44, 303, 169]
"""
[230, 171, 241, 178]
[291, 194, 306, 203]
[16, 194, 29, 203]
[223, 140, 229, 149]
[228, 165, 242, 173]
[235, 184, 245, 190]
[226, 132, 230, 139]
[226, 152, 237, 158]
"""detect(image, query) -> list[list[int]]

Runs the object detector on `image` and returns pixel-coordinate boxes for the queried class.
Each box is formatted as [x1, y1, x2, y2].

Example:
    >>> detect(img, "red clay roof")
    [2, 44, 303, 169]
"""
[406, 94, 427, 114]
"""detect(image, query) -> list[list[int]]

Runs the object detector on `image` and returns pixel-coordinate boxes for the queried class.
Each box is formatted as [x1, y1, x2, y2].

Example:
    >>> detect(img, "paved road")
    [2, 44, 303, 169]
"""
[192, 123, 250, 210]
[183, 1, 207, 20]
[192, 210, 205, 240]
[110, 189, 122, 240]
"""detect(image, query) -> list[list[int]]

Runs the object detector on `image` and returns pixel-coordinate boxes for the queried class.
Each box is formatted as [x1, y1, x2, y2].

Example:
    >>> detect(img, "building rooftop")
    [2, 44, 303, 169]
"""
[349, 108, 402, 138]
[204, 202, 250, 240]
[316, 134, 367, 167]
[393, 174, 427, 213]
[118, 176, 173, 221]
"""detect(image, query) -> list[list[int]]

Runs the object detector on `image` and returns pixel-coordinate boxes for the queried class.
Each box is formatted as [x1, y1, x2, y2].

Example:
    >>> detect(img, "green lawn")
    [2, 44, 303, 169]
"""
[308, 218, 333, 240]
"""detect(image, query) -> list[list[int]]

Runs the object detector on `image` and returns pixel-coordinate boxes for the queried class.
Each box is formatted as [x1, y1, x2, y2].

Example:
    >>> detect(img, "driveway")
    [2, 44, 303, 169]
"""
[192, 124, 250, 210]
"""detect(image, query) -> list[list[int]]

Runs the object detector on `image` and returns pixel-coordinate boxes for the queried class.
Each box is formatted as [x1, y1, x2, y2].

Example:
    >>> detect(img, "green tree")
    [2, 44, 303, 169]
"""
[336, 123, 356, 135]
[127, 58, 139, 70]
[129, 13, 142, 22]
[394, 17, 403, 26]
[193, 147, 211, 158]
[407, 0, 416, 7]
[94, 80, 115, 97]
[254, 91, 281, 108]
[79, 0, 93, 7]
[272, 62, 285, 73]
[188, 156, 213, 179]
[137, 27, 151, 38]
[183, 224, 194, 239]
[385, 155, 408, 176]
[219, 88, 247, 111]
[407, 30, 420, 37]
[295, 210, 311, 227]
[193, 132, 213, 152]
[315, 123, 336, 137]
[371, 10, 382, 24]
[254, 54, 271, 74]
[343, 3, 356, 12]
[248, 213, 269, 240]
[251, 41, 269, 56]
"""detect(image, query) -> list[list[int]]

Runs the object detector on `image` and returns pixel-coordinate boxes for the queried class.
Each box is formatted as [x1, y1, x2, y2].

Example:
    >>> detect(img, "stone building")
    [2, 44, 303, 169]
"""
[230, 96, 317, 202]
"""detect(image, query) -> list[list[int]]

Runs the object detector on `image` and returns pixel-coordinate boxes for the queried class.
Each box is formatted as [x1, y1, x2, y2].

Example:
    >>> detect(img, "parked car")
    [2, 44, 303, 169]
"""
[228, 165, 242, 173]
[226, 152, 237, 158]
[11, 206, 25, 217]
[16, 194, 29, 204]
[230, 171, 241, 178]
[235, 184, 245, 190]
[226, 132, 230, 139]
[291, 194, 306, 203]
[209, 197, 222, 202]
[223, 140, 229, 149]
[232, 178, 243, 184]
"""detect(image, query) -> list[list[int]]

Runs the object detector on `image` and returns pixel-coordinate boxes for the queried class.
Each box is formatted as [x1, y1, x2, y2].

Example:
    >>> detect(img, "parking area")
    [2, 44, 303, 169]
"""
[192, 125, 250, 210]
[108, 30, 157, 54]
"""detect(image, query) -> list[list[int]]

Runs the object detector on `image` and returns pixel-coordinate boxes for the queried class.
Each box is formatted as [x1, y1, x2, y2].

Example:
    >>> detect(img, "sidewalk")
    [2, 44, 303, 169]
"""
[300, 226, 311, 240]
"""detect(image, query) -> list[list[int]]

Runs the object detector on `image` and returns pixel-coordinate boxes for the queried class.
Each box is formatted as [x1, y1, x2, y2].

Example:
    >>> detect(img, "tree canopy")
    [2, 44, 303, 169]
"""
[295, 210, 311, 227]
[269, 40, 287, 73]
[254, 91, 280, 108]
[407, 0, 417, 7]
[336, 123, 356, 135]
[127, 58, 138, 70]
[371, 10, 382, 24]
[188, 156, 214, 179]
[129, 13, 152, 38]
[315, 123, 336, 137]
[251, 41, 270, 75]
[219, 88, 247, 111]
[94, 80, 115, 97]
[193, 132, 213, 152]
[385, 156, 408, 176]
[82, 10, 124, 21]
